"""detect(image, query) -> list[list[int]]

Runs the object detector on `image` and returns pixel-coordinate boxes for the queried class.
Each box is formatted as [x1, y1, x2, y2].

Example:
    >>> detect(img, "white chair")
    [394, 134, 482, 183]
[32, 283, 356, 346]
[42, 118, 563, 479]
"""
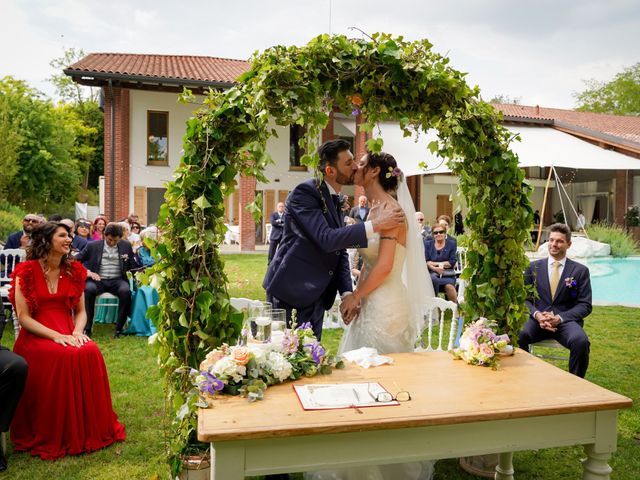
[230, 297, 263, 314]
[418, 297, 459, 352]
[322, 293, 344, 329]
[1, 248, 27, 337]
[529, 339, 570, 362]
[223, 224, 240, 245]
[264, 223, 272, 244]
[454, 247, 468, 303]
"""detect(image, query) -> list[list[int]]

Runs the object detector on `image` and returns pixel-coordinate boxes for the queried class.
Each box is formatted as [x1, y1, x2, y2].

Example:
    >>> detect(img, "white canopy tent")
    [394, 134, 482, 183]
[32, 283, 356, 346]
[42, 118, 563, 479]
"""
[371, 122, 640, 175]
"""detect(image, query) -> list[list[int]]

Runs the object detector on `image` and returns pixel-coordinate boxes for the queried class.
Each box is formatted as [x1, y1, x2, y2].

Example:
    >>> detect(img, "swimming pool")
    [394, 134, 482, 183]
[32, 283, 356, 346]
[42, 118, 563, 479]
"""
[582, 257, 640, 307]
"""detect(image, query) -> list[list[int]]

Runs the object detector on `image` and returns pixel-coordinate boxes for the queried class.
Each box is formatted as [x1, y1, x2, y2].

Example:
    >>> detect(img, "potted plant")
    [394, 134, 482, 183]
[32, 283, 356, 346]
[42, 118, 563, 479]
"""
[625, 205, 640, 243]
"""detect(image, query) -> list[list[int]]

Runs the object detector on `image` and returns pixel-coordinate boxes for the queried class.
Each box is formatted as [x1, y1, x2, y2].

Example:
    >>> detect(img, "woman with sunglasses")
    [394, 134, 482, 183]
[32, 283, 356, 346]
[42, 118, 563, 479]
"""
[74, 219, 93, 242]
[424, 222, 458, 303]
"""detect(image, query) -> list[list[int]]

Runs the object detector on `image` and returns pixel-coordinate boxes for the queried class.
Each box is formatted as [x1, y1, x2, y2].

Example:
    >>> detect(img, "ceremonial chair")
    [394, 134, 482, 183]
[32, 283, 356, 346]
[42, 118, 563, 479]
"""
[417, 297, 460, 352]
[0, 248, 27, 337]
[529, 339, 570, 363]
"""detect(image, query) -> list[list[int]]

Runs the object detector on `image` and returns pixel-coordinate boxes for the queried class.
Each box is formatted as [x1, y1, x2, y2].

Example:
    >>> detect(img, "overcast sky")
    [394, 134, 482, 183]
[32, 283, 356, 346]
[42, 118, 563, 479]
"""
[2, 0, 639, 108]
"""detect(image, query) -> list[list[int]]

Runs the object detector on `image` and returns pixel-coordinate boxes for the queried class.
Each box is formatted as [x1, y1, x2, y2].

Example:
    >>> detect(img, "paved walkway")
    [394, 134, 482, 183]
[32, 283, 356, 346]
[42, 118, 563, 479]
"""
[220, 243, 269, 254]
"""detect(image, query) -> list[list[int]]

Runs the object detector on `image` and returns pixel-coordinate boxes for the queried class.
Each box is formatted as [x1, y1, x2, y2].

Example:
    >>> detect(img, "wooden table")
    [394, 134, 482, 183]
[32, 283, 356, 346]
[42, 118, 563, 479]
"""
[198, 350, 631, 479]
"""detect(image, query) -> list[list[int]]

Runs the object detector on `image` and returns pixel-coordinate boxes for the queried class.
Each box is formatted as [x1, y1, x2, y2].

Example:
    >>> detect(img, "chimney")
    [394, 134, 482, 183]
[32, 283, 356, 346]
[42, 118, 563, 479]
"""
[535, 105, 540, 115]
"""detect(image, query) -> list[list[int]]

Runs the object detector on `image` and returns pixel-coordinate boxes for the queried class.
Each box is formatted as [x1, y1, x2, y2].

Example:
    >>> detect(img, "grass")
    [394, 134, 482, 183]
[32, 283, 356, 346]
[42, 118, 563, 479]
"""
[2, 252, 638, 479]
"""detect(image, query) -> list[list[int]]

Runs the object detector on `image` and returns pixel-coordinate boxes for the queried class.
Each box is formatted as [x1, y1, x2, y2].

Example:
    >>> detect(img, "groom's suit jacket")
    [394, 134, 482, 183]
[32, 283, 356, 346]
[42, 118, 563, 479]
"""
[524, 257, 592, 325]
[263, 179, 368, 310]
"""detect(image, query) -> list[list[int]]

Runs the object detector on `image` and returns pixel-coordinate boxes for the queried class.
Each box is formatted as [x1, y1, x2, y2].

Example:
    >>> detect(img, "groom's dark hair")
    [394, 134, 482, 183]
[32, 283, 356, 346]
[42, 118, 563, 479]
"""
[318, 139, 352, 173]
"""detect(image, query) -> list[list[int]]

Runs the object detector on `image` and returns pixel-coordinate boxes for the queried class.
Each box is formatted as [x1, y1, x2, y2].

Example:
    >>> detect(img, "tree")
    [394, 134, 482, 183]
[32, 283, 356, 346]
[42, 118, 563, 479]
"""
[0, 92, 20, 198]
[0, 76, 81, 212]
[487, 94, 521, 104]
[50, 48, 104, 191]
[574, 63, 640, 115]
[49, 47, 99, 105]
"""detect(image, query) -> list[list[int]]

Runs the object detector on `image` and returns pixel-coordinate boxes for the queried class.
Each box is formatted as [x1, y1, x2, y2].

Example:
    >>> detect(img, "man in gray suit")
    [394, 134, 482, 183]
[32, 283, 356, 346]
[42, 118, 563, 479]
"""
[348, 195, 369, 223]
[518, 223, 592, 377]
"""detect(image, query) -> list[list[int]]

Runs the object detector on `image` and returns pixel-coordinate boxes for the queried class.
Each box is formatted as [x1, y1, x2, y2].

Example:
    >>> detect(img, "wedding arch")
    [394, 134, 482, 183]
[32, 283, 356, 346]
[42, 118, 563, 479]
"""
[146, 33, 534, 472]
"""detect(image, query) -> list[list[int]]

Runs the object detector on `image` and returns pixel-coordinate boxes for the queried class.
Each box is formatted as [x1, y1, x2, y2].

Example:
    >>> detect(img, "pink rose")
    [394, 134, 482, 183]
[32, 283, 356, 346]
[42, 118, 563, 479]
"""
[232, 347, 251, 366]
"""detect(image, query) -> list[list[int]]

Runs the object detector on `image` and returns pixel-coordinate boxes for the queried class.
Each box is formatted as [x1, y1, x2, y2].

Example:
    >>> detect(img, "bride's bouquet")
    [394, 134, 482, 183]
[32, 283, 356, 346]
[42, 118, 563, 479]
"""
[188, 321, 343, 404]
[451, 318, 514, 369]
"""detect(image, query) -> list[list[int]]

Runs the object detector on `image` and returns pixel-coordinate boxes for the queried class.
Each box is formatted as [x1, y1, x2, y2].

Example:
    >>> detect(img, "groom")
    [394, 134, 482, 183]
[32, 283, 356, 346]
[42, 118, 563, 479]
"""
[263, 139, 404, 340]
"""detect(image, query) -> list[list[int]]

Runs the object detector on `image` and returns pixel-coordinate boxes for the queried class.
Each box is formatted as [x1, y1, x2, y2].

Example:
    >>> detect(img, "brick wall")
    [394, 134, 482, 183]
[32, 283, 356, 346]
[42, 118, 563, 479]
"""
[239, 175, 257, 251]
[614, 170, 632, 225]
[103, 87, 130, 221]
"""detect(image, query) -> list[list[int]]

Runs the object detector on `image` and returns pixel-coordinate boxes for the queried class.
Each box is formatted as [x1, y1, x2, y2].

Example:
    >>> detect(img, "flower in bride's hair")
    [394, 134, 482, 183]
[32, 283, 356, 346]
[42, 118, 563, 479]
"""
[385, 166, 403, 179]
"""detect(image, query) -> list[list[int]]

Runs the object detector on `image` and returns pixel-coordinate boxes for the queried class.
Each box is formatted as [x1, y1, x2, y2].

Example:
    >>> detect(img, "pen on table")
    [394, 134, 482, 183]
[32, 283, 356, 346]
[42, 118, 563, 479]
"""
[353, 387, 361, 403]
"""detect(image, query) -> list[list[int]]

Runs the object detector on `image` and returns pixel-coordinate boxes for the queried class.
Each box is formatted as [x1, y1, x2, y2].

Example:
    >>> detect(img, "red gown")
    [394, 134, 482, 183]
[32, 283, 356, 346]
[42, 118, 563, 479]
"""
[9, 260, 126, 460]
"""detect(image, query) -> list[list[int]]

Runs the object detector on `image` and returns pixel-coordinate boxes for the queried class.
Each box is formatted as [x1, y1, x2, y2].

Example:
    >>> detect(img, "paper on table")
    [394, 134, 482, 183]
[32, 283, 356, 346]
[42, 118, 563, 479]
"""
[293, 382, 399, 410]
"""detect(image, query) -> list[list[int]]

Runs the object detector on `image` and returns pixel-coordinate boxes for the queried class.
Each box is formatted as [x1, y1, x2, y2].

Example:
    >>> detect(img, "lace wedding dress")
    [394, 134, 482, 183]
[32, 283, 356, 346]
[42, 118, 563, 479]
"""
[305, 178, 436, 480]
[339, 235, 416, 354]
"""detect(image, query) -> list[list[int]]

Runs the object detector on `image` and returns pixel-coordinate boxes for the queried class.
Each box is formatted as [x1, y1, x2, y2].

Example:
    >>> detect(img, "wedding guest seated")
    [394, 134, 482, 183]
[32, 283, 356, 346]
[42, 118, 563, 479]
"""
[91, 216, 108, 241]
[0, 308, 28, 473]
[60, 218, 87, 255]
[415, 211, 431, 239]
[8, 221, 125, 460]
[76, 222, 139, 337]
[4, 213, 42, 250]
[125, 226, 160, 337]
[137, 226, 159, 267]
[128, 221, 142, 252]
[74, 218, 93, 242]
[424, 222, 458, 303]
[518, 223, 592, 378]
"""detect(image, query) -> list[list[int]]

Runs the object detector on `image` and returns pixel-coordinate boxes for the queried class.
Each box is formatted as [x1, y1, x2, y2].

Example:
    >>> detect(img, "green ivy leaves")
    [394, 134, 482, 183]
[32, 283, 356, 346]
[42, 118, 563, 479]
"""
[154, 33, 534, 475]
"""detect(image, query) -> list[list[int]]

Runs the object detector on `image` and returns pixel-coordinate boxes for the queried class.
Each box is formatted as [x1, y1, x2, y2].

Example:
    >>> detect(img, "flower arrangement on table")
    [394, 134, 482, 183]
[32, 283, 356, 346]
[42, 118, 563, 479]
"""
[190, 322, 343, 404]
[451, 318, 514, 369]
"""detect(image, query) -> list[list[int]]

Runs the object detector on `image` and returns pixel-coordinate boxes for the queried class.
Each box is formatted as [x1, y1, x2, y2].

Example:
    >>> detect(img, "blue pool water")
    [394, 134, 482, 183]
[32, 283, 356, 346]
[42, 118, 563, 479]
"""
[583, 257, 640, 306]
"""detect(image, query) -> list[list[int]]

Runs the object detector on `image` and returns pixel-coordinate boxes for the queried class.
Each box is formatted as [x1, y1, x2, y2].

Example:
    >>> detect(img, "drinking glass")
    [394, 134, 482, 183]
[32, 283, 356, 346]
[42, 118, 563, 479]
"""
[271, 308, 286, 333]
[250, 302, 272, 343]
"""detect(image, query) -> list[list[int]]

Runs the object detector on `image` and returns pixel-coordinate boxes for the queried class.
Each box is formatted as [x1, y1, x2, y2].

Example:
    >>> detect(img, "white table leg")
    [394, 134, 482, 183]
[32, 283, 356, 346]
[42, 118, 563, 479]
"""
[581, 444, 612, 480]
[495, 452, 514, 480]
[210, 443, 245, 480]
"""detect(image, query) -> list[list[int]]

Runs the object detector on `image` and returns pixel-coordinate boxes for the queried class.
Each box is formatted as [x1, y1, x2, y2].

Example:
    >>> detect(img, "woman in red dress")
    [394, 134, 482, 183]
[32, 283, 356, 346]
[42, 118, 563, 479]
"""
[10, 222, 125, 460]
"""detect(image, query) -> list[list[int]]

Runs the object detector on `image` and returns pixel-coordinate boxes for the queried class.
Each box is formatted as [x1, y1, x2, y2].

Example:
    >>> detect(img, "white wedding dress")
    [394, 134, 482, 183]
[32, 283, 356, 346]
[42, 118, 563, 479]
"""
[305, 178, 436, 480]
[339, 235, 416, 354]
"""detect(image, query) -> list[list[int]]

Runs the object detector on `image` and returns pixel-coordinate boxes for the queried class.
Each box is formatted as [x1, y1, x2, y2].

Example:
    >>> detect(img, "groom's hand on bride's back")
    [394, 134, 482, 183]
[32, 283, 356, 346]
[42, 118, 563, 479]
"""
[370, 202, 405, 232]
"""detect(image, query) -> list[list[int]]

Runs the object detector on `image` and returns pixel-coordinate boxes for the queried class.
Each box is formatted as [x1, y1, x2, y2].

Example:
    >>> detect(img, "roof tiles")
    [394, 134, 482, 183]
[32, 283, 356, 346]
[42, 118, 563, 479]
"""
[493, 103, 640, 145]
[66, 53, 250, 85]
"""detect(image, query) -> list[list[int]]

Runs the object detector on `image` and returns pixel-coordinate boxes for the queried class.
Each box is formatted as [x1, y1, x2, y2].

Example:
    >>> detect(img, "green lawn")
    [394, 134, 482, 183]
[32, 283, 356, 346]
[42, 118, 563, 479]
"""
[1, 252, 638, 479]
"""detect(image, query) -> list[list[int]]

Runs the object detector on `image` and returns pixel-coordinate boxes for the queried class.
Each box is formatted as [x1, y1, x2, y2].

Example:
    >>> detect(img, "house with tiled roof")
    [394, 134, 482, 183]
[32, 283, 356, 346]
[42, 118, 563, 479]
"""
[64, 53, 640, 249]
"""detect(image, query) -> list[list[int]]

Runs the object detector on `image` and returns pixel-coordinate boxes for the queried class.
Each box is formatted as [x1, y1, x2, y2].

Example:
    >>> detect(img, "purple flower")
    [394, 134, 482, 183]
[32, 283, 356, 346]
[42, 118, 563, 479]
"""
[392, 167, 402, 177]
[198, 371, 224, 395]
[297, 322, 312, 331]
[305, 341, 326, 364]
[351, 108, 361, 116]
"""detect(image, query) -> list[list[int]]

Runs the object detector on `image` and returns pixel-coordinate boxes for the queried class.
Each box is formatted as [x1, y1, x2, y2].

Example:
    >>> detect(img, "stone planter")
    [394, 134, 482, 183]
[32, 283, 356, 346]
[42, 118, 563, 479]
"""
[178, 453, 211, 480]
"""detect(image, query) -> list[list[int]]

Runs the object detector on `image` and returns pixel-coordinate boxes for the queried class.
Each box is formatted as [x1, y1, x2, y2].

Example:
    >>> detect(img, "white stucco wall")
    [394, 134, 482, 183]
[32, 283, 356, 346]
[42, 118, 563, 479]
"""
[129, 90, 203, 208]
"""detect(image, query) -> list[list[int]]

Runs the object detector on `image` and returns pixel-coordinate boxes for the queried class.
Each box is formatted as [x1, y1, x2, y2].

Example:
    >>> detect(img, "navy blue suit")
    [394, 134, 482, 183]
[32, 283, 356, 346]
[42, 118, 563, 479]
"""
[4, 231, 24, 250]
[267, 211, 285, 264]
[518, 257, 592, 377]
[76, 240, 139, 335]
[263, 179, 367, 339]
[71, 234, 88, 255]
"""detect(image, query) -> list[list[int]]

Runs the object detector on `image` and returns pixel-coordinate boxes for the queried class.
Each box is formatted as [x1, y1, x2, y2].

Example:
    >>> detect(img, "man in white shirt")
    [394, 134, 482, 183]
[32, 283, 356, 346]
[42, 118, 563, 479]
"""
[518, 223, 592, 377]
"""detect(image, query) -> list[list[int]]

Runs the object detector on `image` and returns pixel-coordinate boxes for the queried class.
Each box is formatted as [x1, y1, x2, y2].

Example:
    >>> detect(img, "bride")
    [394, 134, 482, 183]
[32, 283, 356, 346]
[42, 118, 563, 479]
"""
[306, 152, 436, 480]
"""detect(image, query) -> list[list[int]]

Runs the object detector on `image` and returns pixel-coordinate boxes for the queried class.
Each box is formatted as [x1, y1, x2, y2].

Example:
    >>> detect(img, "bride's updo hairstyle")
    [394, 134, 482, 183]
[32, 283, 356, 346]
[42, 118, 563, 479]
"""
[365, 151, 400, 192]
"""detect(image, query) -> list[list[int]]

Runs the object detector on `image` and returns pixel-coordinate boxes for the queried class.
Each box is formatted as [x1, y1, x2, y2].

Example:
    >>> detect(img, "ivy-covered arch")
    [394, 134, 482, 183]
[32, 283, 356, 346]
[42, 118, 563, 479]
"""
[148, 33, 533, 471]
